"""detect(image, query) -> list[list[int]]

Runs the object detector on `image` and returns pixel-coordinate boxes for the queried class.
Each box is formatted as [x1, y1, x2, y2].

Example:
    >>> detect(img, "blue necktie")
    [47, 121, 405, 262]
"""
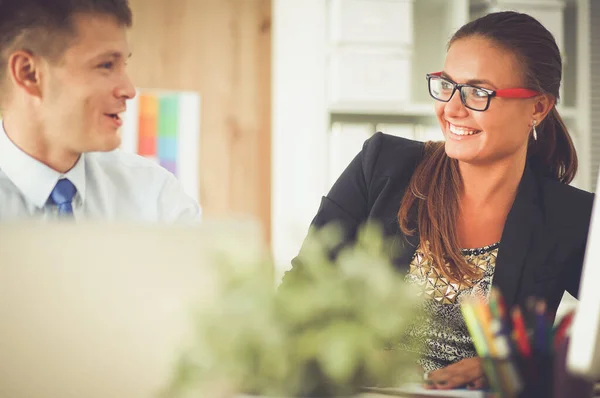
[50, 179, 77, 217]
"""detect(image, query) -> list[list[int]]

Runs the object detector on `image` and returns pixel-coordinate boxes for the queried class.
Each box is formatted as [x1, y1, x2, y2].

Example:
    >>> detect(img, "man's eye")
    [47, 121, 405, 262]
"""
[99, 62, 114, 69]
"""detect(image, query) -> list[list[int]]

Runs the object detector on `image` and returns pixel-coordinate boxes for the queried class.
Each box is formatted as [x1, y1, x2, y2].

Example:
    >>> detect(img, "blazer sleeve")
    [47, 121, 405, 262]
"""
[564, 192, 595, 299]
[566, 239, 587, 298]
[542, 180, 595, 300]
[279, 132, 385, 286]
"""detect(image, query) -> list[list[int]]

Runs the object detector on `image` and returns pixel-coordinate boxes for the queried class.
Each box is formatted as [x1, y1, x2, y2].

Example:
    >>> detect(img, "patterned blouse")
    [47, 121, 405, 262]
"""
[399, 241, 499, 372]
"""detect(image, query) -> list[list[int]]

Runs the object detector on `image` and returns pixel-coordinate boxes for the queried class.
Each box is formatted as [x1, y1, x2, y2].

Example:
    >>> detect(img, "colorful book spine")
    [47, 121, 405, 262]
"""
[157, 94, 179, 175]
[137, 94, 158, 160]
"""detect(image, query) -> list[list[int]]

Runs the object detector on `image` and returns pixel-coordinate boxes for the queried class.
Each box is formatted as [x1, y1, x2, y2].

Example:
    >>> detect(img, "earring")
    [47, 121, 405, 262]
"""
[532, 120, 538, 141]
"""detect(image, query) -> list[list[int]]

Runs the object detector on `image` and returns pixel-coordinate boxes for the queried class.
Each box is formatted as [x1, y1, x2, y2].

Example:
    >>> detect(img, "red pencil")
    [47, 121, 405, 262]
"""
[552, 311, 575, 351]
[511, 307, 532, 357]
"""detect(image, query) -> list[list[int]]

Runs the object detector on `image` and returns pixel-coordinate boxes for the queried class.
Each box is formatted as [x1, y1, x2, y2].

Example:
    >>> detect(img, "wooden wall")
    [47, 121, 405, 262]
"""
[127, 0, 272, 242]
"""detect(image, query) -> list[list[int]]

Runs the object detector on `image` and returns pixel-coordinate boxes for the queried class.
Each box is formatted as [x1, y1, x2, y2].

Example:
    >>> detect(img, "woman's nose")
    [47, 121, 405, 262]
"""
[443, 88, 469, 118]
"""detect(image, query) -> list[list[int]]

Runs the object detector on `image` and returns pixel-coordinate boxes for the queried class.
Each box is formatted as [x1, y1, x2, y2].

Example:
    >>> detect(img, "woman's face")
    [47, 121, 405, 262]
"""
[435, 36, 540, 166]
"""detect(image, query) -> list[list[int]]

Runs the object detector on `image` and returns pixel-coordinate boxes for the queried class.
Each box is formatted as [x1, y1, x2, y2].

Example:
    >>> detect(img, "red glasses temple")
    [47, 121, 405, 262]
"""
[429, 72, 540, 98]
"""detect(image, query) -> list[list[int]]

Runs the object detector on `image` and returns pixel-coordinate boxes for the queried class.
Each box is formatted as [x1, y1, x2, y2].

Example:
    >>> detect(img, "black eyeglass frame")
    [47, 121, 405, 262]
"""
[425, 72, 541, 112]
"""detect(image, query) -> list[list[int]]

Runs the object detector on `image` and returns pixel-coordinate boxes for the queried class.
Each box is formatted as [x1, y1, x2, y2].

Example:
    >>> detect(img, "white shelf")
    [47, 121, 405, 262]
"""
[329, 102, 578, 120]
[329, 101, 435, 117]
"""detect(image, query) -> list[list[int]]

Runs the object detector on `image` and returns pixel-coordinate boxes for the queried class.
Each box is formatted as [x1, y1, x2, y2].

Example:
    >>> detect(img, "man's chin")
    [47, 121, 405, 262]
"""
[89, 135, 122, 153]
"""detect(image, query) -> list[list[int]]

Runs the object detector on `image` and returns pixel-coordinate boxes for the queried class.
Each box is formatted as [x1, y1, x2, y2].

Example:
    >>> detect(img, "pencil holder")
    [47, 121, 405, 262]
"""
[480, 354, 553, 398]
[483, 345, 596, 398]
[552, 338, 595, 398]
[514, 351, 554, 398]
[481, 356, 524, 398]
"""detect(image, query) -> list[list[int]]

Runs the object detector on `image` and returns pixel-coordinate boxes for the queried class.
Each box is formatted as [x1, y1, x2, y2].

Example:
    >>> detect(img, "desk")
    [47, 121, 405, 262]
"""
[361, 387, 489, 398]
[237, 381, 600, 398]
[239, 390, 490, 398]
[361, 393, 486, 398]
[362, 395, 486, 398]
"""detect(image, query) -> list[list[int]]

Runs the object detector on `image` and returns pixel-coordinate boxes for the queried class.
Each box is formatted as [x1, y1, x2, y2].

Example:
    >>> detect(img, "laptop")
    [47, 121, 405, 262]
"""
[0, 219, 266, 398]
[568, 171, 600, 380]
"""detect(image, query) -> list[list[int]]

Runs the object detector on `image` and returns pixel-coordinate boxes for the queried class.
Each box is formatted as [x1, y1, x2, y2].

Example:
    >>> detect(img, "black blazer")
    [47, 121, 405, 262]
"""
[283, 132, 595, 316]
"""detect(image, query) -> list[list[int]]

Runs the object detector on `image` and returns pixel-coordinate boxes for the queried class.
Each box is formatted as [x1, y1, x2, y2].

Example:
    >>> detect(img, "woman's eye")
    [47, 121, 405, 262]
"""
[441, 81, 454, 90]
[474, 89, 488, 98]
[99, 62, 114, 69]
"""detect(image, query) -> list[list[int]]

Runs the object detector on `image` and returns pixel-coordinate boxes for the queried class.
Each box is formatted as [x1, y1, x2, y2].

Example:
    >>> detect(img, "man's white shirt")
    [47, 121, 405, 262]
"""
[0, 123, 201, 222]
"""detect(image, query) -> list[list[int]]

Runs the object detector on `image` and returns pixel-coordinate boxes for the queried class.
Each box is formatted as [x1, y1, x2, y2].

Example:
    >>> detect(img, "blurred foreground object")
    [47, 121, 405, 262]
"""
[165, 222, 423, 398]
[0, 219, 265, 398]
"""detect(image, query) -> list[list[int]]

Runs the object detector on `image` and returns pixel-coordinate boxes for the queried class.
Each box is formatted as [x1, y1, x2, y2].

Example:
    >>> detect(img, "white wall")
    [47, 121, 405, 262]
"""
[271, 0, 329, 278]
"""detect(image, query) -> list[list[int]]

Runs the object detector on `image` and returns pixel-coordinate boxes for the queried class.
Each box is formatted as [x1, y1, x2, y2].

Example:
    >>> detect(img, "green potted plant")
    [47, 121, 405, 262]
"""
[163, 223, 423, 398]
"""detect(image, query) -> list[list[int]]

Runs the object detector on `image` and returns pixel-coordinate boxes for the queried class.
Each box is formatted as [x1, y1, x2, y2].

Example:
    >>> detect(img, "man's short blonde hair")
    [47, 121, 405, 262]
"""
[0, 0, 133, 106]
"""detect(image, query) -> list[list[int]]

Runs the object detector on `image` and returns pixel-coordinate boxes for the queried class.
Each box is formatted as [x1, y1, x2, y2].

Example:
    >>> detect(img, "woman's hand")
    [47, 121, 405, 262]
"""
[424, 357, 487, 390]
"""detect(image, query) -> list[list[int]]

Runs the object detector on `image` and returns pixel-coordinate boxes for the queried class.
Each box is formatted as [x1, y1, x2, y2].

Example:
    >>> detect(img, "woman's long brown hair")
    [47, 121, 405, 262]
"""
[398, 11, 578, 284]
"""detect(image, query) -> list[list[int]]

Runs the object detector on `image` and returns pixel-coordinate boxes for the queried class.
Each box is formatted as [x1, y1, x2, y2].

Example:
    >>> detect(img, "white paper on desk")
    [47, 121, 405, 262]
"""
[363, 383, 486, 397]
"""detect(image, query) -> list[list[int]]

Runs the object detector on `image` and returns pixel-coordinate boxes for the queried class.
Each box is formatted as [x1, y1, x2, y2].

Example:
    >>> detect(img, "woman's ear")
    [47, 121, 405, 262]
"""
[531, 93, 555, 125]
[7, 50, 44, 98]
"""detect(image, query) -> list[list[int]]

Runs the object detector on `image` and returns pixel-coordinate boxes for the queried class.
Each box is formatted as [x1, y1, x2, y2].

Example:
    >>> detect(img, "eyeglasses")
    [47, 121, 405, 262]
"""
[425, 72, 541, 112]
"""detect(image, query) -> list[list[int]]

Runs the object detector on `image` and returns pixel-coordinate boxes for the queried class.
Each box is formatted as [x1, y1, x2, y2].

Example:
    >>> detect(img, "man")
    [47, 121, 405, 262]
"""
[0, 0, 201, 222]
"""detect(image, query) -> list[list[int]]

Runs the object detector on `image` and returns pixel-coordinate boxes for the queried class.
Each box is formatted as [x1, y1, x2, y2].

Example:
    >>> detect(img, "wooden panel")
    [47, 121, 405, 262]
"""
[127, 0, 272, 242]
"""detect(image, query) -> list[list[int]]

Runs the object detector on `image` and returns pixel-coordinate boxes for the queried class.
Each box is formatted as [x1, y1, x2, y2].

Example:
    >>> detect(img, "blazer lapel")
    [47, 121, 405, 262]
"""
[493, 165, 539, 309]
[390, 201, 420, 273]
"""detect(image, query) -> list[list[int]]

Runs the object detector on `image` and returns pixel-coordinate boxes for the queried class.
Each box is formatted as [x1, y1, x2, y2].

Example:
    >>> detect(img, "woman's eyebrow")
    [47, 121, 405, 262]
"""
[440, 71, 497, 89]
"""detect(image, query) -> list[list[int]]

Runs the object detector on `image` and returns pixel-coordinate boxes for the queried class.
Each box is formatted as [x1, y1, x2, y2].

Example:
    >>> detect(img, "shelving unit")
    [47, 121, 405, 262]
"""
[326, 0, 465, 117]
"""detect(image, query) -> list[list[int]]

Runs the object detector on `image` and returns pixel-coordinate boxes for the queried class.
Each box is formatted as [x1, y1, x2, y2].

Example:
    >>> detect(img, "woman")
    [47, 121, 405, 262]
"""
[281, 11, 594, 390]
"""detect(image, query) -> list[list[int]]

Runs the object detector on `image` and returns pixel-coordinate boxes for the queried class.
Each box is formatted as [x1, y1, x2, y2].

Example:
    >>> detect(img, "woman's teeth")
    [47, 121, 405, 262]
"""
[449, 124, 481, 136]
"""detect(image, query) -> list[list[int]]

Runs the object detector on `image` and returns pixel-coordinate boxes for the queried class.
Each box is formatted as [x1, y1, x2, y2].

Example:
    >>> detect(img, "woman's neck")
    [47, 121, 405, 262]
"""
[459, 152, 527, 210]
[455, 151, 528, 248]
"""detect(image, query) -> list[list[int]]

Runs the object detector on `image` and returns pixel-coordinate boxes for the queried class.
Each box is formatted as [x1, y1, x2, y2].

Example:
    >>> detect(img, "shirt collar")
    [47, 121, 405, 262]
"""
[0, 121, 87, 208]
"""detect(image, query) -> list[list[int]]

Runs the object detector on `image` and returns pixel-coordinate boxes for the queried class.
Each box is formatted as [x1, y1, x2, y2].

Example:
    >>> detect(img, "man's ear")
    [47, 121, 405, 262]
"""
[7, 50, 44, 98]
[531, 93, 555, 125]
